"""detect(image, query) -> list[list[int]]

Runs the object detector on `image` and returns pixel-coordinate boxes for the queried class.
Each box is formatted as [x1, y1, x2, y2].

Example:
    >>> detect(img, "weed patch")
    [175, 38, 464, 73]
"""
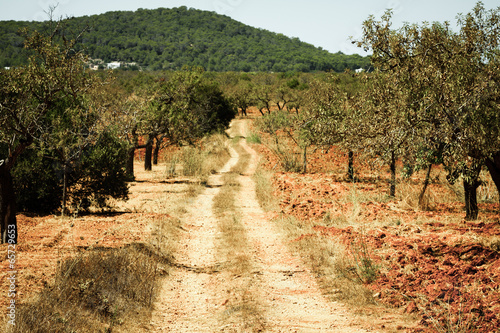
[10, 212, 179, 333]
[12, 245, 162, 333]
[165, 133, 230, 182]
[253, 163, 278, 212]
[246, 132, 262, 144]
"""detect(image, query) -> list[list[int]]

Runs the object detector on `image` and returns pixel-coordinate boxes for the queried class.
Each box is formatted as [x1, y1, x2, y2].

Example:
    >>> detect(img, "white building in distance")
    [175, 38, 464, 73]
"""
[107, 62, 121, 69]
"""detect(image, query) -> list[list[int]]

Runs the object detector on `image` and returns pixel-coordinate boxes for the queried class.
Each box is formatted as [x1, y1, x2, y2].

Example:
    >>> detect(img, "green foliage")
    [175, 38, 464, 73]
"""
[0, 19, 119, 222]
[0, 7, 371, 72]
[69, 130, 130, 211]
[145, 67, 236, 146]
[246, 133, 262, 144]
[10, 148, 62, 214]
[5, 130, 129, 214]
[256, 110, 311, 172]
[348, 236, 380, 284]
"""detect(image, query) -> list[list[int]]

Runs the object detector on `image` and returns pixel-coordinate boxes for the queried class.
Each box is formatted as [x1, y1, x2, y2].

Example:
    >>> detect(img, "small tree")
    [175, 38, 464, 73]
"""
[68, 129, 129, 211]
[141, 67, 236, 170]
[229, 80, 255, 117]
[256, 110, 312, 173]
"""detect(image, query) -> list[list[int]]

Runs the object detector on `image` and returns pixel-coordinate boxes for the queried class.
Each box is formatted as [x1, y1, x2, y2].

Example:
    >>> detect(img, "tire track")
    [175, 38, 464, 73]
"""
[148, 146, 238, 332]
[233, 119, 371, 332]
[148, 118, 373, 332]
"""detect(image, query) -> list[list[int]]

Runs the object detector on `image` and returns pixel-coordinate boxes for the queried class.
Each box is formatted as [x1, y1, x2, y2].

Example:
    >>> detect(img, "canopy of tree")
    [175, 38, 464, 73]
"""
[0, 21, 129, 242]
[0, 6, 371, 72]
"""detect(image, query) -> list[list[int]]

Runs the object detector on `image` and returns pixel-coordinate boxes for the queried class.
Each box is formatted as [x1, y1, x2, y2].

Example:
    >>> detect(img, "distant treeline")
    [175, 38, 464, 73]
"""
[0, 6, 371, 72]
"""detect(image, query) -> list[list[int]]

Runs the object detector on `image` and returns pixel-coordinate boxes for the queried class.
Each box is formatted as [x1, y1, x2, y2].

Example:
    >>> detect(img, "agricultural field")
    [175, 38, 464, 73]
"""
[255, 118, 500, 332]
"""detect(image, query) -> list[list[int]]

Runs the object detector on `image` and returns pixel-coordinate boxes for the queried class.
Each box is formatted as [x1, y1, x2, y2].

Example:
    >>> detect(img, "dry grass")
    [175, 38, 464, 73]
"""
[229, 140, 251, 176]
[163, 133, 231, 184]
[253, 166, 379, 309]
[253, 163, 278, 212]
[397, 168, 499, 212]
[10, 221, 176, 333]
[212, 138, 266, 331]
[276, 215, 377, 306]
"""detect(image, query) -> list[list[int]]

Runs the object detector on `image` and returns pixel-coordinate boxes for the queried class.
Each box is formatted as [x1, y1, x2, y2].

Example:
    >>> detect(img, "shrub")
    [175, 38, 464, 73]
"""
[69, 129, 130, 211]
[12, 245, 164, 333]
[10, 148, 62, 214]
[6, 129, 130, 215]
[246, 132, 262, 144]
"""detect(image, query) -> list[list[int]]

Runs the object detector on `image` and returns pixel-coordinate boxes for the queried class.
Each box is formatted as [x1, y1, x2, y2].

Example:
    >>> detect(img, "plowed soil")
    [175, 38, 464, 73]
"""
[257, 139, 500, 332]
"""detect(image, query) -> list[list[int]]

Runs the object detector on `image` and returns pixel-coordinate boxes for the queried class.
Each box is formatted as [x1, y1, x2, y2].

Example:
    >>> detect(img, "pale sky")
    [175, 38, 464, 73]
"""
[0, 0, 498, 55]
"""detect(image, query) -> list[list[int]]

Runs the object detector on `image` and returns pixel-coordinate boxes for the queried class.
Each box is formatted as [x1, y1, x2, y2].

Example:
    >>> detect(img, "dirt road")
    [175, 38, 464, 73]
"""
[148, 119, 371, 332]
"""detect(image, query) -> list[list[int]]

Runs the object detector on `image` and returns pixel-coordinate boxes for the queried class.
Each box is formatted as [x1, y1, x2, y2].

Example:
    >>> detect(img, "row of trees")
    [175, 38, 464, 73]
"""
[256, 2, 500, 221]
[108, 67, 236, 177]
[1, 17, 325, 244]
[0, 21, 136, 243]
[0, 22, 237, 243]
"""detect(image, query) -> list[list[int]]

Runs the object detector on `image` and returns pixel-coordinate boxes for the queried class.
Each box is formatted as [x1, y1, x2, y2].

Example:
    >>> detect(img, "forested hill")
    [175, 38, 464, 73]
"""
[0, 6, 371, 72]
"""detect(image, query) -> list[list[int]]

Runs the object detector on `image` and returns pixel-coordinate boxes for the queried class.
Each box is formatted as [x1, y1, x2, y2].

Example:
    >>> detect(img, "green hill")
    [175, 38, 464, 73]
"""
[0, 6, 371, 72]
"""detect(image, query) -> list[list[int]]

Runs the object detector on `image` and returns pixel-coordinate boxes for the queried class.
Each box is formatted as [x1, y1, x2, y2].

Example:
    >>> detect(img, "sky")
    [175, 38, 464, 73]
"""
[1, 0, 498, 55]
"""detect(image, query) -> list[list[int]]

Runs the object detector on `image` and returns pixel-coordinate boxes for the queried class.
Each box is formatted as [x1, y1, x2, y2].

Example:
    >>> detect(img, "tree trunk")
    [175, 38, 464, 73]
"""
[464, 166, 481, 220]
[144, 137, 153, 171]
[0, 162, 17, 244]
[390, 151, 396, 197]
[485, 153, 500, 204]
[153, 137, 161, 165]
[418, 164, 433, 209]
[302, 146, 307, 174]
[126, 146, 135, 181]
[347, 150, 354, 181]
[61, 163, 68, 217]
[61, 165, 68, 216]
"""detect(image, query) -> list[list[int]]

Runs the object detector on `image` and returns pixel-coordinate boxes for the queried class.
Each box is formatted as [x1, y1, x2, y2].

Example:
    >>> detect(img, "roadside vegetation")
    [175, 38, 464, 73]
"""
[11, 232, 174, 333]
[7, 132, 232, 332]
[248, 3, 500, 331]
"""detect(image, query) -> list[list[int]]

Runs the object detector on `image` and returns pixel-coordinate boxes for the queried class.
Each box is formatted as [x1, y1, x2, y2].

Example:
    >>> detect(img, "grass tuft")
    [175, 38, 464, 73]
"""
[12, 245, 162, 333]
[11, 216, 179, 333]
[253, 162, 278, 212]
[246, 132, 262, 144]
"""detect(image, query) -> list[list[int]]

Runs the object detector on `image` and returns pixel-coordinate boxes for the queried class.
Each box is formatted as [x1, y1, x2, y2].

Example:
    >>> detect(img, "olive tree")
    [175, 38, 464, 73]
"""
[357, 2, 500, 219]
[0, 20, 115, 242]
[142, 67, 236, 170]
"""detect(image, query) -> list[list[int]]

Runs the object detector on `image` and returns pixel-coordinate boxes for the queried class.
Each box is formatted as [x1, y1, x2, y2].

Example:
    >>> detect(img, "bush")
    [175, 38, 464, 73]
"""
[12, 245, 164, 333]
[179, 146, 206, 177]
[69, 130, 130, 211]
[11, 148, 62, 214]
[246, 132, 262, 144]
[6, 129, 130, 215]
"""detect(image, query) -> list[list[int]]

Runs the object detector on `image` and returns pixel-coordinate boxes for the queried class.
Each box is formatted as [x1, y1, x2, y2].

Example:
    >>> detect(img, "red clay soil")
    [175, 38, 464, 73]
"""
[257, 142, 500, 333]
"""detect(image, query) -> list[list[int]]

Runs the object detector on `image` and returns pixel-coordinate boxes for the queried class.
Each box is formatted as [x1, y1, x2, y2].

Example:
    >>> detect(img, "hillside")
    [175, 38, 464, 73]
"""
[0, 6, 370, 72]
